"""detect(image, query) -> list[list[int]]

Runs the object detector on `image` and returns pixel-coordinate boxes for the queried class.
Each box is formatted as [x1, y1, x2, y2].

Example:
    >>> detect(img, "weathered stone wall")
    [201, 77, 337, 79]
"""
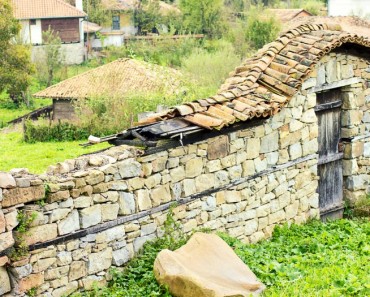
[0, 52, 369, 296]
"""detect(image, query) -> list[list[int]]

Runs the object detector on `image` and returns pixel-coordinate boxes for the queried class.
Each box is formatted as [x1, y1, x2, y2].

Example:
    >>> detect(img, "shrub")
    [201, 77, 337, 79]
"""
[24, 119, 90, 143]
[245, 6, 281, 50]
[180, 40, 242, 89]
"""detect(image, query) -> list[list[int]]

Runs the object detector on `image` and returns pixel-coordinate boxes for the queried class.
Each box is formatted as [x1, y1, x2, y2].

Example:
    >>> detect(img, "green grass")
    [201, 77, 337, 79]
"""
[221, 219, 370, 297]
[79, 218, 370, 297]
[0, 131, 110, 174]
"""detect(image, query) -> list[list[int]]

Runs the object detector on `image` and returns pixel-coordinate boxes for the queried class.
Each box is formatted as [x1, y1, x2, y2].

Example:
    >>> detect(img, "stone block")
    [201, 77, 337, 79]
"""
[127, 177, 145, 191]
[82, 275, 107, 291]
[24, 224, 57, 245]
[85, 170, 105, 185]
[246, 138, 260, 159]
[326, 58, 337, 83]
[0, 172, 16, 188]
[144, 173, 161, 189]
[152, 156, 168, 172]
[58, 210, 79, 235]
[0, 266, 11, 295]
[242, 160, 255, 177]
[343, 159, 358, 176]
[183, 219, 197, 233]
[254, 157, 267, 173]
[69, 261, 87, 281]
[80, 205, 102, 228]
[228, 165, 242, 180]
[224, 191, 241, 203]
[52, 281, 78, 297]
[88, 247, 113, 274]
[112, 248, 130, 266]
[118, 192, 136, 215]
[302, 138, 318, 156]
[195, 174, 215, 192]
[244, 219, 258, 236]
[96, 225, 125, 243]
[260, 131, 278, 153]
[151, 184, 171, 207]
[118, 159, 142, 179]
[207, 136, 229, 160]
[101, 203, 119, 222]
[185, 158, 203, 178]
[137, 189, 152, 211]
[269, 210, 285, 224]
[50, 208, 71, 223]
[48, 190, 70, 203]
[32, 257, 56, 273]
[9, 264, 32, 278]
[74, 196, 92, 208]
[170, 166, 186, 183]
[221, 154, 236, 168]
[17, 273, 44, 293]
[344, 142, 364, 158]
[289, 143, 302, 160]
[301, 109, 316, 123]
[2, 185, 45, 207]
[341, 110, 363, 126]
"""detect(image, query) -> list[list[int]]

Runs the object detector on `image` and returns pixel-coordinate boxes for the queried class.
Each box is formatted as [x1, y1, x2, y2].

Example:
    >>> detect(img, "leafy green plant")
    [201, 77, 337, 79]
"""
[220, 219, 370, 296]
[26, 287, 38, 297]
[245, 6, 281, 50]
[7, 210, 38, 261]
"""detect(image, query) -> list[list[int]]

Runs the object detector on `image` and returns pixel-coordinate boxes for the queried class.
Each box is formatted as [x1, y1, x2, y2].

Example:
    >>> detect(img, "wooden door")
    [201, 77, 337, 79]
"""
[315, 89, 344, 220]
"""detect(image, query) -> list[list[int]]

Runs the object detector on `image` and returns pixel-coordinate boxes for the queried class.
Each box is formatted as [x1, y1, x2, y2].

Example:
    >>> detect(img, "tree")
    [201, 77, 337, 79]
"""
[83, 0, 111, 25]
[41, 28, 65, 87]
[0, 0, 34, 105]
[179, 0, 225, 37]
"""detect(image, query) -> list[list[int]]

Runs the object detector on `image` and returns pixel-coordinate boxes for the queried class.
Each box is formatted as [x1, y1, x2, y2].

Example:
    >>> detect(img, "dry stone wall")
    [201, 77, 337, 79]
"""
[0, 52, 369, 296]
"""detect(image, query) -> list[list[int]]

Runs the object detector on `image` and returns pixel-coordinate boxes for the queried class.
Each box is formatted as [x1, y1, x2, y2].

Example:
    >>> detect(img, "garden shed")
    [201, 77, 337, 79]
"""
[33, 58, 183, 121]
[1, 23, 370, 296]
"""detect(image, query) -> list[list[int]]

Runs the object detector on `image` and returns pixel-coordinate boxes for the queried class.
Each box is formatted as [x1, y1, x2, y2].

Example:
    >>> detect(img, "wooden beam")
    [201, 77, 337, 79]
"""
[314, 100, 342, 112]
[318, 152, 343, 165]
[308, 77, 362, 93]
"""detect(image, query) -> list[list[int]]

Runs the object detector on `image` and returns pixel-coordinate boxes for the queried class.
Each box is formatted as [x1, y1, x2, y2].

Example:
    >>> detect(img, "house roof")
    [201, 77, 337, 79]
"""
[268, 9, 312, 23]
[133, 24, 370, 139]
[83, 21, 102, 33]
[11, 0, 86, 20]
[33, 58, 183, 99]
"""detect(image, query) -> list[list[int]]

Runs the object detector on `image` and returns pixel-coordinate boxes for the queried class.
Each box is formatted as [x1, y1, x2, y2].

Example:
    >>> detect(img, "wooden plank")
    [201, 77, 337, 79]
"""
[314, 100, 342, 112]
[308, 77, 362, 93]
[42, 18, 80, 43]
[318, 152, 343, 165]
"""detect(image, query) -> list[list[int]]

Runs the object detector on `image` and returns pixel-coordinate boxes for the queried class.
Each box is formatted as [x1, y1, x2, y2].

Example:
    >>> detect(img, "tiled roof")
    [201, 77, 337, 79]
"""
[268, 9, 312, 23]
[83, 21, 102, 33]
[137, 24, 370, 134]
[101, 0, 138, 11]
[33, 58, 183, 99]
[12, 0, 86, 19]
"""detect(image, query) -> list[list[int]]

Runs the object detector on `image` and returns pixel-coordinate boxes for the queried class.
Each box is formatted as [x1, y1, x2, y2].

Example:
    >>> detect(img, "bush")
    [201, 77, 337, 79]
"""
[245, 6, 281, 49]
[181, 40, 241, 89]
[24, 119, 90, 143]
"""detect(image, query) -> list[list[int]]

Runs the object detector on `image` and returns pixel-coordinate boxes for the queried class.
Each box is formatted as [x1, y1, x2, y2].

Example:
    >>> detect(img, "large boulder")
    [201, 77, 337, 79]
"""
[154, 233, 265, 297]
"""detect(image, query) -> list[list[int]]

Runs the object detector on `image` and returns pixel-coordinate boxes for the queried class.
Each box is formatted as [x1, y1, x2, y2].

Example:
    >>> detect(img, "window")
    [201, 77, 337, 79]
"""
[30, 19, 36, 25]
[112, 15, 120, 30]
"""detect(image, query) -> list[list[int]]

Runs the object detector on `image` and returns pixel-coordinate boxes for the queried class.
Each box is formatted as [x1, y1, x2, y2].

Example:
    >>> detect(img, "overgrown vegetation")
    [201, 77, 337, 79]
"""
[73, 217, 369, 297]
[222, 219, 370, 296]
[7, 210, 38, 261]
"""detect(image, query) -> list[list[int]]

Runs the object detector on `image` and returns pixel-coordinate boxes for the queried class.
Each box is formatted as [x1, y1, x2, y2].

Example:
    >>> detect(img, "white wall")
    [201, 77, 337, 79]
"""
[32, 42, 85, 65]
[328, 0, 370, 18]
[19, 20, 42, 44]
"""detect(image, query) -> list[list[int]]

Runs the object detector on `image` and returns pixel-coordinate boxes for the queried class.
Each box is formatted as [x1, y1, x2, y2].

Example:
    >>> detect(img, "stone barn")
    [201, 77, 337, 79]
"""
[0, 23, 370, 296]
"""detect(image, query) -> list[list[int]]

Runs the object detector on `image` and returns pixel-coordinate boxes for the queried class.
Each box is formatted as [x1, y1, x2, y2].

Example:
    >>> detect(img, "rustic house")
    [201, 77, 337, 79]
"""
[0, 23, 370, 296]
[268, 9, 313, 23]
[12, 0, 87, 64]
[33, 58, 183, 120]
